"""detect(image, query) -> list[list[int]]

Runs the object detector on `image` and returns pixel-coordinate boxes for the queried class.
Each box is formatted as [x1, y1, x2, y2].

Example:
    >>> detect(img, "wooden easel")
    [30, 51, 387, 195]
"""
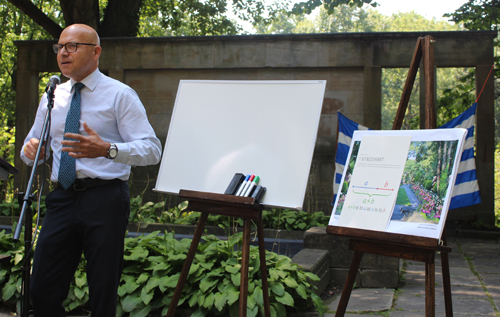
[330, 36, 454, 317]
[165, 190, 271, 317]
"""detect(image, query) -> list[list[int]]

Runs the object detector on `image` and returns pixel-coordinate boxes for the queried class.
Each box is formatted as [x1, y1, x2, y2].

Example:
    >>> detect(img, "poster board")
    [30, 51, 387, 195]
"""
[154, 80, 326, 209]
[329, 128, 467, 239]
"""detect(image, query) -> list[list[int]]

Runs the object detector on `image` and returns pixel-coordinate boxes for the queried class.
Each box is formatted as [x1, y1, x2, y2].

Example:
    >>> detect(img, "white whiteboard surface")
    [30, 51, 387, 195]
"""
[154, 80, 326, 209]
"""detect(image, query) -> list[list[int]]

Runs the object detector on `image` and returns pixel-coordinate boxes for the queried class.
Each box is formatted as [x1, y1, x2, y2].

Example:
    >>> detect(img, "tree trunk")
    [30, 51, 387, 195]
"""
[442, 141, 448, 175]
[60, 0, 100, 31]
[99, 0, 143, 37]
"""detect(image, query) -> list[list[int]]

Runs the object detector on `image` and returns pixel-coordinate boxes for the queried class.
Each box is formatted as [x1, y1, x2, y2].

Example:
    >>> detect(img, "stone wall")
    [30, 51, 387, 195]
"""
[14, 31, 497, 225]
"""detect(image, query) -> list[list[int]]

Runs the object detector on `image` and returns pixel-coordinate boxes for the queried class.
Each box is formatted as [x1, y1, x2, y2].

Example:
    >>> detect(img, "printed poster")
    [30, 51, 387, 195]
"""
[337, 135, 411, 231]
[330, 129, 467, 240]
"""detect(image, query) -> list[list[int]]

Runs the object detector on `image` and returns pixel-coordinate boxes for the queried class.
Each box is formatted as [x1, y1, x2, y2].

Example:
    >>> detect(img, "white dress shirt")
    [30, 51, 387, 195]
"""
[21, 69, 162, 181]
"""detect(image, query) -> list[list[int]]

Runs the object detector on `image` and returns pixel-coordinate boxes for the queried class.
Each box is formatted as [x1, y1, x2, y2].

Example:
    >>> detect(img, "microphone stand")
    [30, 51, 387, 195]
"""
[13, 83, 56, 317]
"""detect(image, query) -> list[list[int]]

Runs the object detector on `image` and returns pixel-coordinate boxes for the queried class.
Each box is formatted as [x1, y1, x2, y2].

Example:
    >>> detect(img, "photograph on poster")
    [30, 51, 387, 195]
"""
[329, 129, 467, 239]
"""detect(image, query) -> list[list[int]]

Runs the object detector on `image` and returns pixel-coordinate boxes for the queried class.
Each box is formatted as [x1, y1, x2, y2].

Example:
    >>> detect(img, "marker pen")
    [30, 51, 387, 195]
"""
[243, 176, 260, 197]
[238, 175, 255, 196]
[235, 174, 250, 196]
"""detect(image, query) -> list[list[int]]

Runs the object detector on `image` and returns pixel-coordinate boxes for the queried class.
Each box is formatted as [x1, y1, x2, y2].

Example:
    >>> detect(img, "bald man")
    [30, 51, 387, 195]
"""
[20, 24, 162, 316]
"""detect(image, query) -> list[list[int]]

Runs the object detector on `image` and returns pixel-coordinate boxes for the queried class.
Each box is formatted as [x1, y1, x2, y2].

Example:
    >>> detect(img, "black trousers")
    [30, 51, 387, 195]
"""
[30, 181, 130, 317]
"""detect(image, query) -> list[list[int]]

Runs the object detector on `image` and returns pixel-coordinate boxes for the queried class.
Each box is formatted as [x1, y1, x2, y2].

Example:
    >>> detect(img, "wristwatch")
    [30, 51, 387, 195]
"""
[107, 143, 118, 159]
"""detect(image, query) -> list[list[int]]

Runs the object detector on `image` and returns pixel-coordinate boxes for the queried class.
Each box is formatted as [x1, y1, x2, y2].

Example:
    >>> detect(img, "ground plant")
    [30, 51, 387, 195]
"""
[0, 229, 324, 317]
[0, 195, 329, 232]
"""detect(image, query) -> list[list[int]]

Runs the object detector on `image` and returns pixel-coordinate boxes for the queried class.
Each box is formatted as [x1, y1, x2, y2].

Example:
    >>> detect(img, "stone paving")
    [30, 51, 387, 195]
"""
[0, 237, 498, 316]
[324, 237, 500, 316]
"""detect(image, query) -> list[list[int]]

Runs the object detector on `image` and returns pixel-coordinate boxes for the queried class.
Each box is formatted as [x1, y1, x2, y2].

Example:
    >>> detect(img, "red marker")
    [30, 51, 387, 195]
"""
[243, 176, 260, 197]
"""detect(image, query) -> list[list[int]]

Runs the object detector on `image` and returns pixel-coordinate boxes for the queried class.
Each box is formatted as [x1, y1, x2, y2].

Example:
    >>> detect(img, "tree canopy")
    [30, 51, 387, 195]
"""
[442, 0, 499, 145]
[6, 0, 376, 38]
[253, 5, 466, 130]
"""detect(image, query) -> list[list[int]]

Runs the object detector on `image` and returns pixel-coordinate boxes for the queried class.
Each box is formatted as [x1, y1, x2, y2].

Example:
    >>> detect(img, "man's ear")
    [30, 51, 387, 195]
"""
[93, 46, 102, 59]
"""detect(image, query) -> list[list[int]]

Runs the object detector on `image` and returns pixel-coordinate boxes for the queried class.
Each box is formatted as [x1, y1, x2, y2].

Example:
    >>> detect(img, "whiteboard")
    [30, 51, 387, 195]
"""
[154, 80, 326, 209]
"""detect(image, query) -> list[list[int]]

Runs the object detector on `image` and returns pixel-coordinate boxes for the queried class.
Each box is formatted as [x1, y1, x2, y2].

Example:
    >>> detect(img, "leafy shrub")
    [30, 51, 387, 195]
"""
[341, 181, 349, 192]
[1, 197, 329, 232]
[423, 180, 433, 191]
[0, 230, 324, 317]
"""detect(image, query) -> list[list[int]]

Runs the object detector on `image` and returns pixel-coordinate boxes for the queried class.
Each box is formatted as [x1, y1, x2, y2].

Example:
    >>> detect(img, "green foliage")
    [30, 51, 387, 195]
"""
[257, 3, 461, 34]
[167, 207, 328, 232]
[0, 200, 19, 217]
[444, 0, 500, 145]
[341, 181, 349, 192]
[424, 180, 433, 191]
[438, 170, 450, 197]
[444, 0, 499, 31]
[261, 209, 328, 231]
[290, 0, 376, 16]
[0, 0, 64, 202]
[0, 230, 324, 316]
[414, 171, 421, 184]
[138, 0, 243, 36]
[395, 188, 410, 206]
[0, 195, 329, 232]
[404, 141, 458, 199]
[0, 229, 24, 309]
[129, 195, 167, 226]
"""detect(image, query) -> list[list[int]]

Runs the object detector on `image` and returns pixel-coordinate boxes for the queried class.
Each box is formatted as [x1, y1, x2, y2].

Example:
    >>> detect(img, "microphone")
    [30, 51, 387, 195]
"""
[45, 75, 60, 92]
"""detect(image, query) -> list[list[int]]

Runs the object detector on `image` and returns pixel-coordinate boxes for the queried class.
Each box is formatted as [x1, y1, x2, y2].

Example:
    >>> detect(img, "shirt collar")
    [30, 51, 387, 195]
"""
[70, 68, 101, 92]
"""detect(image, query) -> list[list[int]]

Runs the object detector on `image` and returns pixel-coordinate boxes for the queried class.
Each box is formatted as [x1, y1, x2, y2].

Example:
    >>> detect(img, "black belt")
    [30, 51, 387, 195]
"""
[59, 178, 122, 191]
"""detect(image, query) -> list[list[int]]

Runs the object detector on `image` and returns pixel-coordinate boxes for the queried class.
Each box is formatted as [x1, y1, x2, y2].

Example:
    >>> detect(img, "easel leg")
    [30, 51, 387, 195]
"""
[239, 219, 252, 317]
[335, 251, 363, 317]
[425, 254, 436, 317]
[441, 233, 453, 316]
[166, 212, 209, 317]
[257, 220, 271, 317]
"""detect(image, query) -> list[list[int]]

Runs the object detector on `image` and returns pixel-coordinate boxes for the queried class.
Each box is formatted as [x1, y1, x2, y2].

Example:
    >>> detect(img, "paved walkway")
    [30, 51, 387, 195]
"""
[0, 236, 498, 316]
[325, 237, 500, 316]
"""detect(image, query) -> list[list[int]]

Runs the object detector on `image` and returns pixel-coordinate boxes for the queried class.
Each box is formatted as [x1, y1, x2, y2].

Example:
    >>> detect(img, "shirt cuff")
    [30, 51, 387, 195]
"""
[113, 143, 129, 164]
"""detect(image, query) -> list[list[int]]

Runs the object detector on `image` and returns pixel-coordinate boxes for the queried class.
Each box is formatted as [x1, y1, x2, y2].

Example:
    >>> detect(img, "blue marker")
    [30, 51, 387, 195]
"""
[243, 176, 260, 197]
[235, 174, 250, 196]
[238, 175, 255, 196]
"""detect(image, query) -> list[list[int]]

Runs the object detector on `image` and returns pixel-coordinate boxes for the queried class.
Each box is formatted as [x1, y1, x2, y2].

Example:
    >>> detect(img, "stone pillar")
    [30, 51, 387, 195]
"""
[474, 65, 495, 226]
[14, 65, 40, 191]
[363, 66, 381, 129]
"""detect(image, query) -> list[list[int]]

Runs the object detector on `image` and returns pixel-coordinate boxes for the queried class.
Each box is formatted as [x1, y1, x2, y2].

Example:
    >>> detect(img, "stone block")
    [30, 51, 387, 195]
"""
[164, 43, 216, 69]
[359, 269, 399, 288]
[215, 42, 266, 68]
[266, 42, 319, 67]
[318, 41, 372, 67]
[303, 227, 400, 288]
[303, 227, 399, 270]
[313, 256, 330, 295]
[329, 268, 361, 287]
[292, 249, 330, 295]
[292, 248, 329, 273]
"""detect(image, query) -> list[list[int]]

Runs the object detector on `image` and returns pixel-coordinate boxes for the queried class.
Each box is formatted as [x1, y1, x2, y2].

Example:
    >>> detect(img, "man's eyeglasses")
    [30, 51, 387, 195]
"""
[53, 42, 97, 54]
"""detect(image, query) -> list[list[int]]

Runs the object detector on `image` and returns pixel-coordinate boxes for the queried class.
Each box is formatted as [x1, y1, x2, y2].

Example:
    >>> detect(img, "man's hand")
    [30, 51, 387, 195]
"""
[24, 138, 46, 161]
[61, 122, 110, 158]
